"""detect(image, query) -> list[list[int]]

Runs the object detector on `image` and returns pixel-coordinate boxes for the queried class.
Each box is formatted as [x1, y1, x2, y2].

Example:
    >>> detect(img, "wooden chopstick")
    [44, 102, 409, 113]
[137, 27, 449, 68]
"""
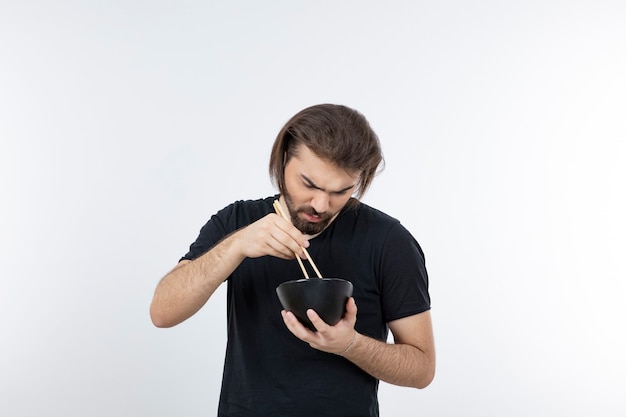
[273, 200, 323, 279]
[300, 247, 322, 279]
[273, 201, 309, 279]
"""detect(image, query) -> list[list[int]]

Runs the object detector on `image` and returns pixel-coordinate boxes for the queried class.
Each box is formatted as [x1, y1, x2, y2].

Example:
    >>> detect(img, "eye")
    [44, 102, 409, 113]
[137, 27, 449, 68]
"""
[303, 180, 319, 190]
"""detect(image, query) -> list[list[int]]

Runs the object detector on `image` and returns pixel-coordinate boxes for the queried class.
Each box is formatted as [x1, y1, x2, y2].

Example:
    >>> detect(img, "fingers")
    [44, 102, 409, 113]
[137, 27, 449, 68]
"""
[268, 214, 309, 258]
[281, 300, 359, 355]
[266, 234, 300, 260]
[239, 213, 309, 259]
[306, 308, 327, 331]
[281, 310, 314, 337]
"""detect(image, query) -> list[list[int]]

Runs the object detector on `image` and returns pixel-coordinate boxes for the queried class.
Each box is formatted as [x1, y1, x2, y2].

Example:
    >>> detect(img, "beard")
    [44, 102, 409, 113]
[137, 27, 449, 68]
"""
[283, 192, 334, 235]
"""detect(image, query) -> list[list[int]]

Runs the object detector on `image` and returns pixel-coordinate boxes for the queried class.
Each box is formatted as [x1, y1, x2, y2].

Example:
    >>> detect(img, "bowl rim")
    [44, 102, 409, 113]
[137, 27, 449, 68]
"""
[277, 277, 352, 287]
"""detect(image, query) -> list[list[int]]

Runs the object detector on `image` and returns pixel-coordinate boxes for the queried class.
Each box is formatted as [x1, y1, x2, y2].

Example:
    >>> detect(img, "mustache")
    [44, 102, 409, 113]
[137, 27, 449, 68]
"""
[297, 206, 329, 218]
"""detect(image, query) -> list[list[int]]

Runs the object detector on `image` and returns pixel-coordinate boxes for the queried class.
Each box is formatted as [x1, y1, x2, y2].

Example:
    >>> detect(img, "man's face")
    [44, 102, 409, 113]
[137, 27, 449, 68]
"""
[282, 145, 360, 235]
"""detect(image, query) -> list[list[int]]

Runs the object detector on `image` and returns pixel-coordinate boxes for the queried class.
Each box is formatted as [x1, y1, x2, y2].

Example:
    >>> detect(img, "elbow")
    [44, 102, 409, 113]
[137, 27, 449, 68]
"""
[414, 360, 436, 389]
[150, 302, 175, 328]
[151, 316, 170, 329]
[415, 368, 435, 389]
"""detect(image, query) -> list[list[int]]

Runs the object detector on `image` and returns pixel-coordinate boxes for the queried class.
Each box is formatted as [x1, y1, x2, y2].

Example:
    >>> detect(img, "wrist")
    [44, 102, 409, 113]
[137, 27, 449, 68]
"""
[223, 230, 247, 262]
[338, 330, 357, 356]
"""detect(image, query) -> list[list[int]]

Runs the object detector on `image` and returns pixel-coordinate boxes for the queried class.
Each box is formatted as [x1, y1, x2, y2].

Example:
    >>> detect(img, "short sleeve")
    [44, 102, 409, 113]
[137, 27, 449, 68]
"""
[378, 223, 430, 322]
[179, 205, 232, 262]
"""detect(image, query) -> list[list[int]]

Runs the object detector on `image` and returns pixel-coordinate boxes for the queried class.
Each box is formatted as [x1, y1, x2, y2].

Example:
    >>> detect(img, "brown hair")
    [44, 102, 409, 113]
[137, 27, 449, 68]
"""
[269, 104, 384, 205]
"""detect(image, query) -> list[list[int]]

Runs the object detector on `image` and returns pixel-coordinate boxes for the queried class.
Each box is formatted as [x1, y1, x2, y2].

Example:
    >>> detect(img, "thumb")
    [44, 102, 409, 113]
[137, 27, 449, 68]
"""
[345, 297, 357, 320]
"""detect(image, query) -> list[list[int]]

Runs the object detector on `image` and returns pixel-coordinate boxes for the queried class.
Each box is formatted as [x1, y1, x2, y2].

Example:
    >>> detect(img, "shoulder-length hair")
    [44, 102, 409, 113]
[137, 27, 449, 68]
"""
[269, 104, 384, 207]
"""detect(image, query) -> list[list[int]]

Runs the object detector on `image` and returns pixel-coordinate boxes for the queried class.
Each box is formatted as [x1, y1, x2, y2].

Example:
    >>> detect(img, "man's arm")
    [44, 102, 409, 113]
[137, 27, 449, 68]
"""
[149, 233, 244, 328]
[342, 310, 435, 388]
[281, 299, 436, 388]
[150, 213, 310, 328]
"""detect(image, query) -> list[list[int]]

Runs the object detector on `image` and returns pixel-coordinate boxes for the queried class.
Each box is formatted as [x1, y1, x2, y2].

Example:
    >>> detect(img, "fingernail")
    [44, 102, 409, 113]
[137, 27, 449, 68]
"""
[303, 240, 310, 248]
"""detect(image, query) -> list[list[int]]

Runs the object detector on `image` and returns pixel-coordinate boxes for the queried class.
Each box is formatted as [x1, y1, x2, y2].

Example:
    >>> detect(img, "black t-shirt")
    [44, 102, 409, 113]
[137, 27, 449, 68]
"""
[182, 196, 430, 417]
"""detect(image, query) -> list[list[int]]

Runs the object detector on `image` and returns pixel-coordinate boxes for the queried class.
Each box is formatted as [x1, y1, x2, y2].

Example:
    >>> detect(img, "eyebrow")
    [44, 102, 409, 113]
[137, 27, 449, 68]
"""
[301, 174, 356, 194]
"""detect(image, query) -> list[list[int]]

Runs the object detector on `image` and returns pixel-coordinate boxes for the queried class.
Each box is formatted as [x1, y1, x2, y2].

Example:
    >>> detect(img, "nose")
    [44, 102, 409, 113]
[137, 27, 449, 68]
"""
[310, 192, 330, 214]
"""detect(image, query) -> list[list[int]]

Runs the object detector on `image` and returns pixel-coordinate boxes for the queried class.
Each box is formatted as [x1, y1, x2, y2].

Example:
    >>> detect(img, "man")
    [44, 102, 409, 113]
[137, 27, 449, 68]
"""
[150, 104, 435, 416]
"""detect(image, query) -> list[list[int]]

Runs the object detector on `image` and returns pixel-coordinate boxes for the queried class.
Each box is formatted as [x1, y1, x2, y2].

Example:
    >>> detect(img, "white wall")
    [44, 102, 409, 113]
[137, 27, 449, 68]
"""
[2, 1, 625, 416]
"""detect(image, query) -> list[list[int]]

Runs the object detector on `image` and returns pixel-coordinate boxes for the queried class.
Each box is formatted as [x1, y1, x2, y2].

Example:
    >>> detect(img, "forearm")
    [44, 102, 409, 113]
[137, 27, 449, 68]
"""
[150, 233, 245, 328]
[340, 333, 435, 389]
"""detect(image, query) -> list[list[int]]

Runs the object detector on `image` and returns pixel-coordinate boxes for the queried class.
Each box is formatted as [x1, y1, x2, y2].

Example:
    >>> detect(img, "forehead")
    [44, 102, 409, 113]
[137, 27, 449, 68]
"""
[286, 145, 360, 188]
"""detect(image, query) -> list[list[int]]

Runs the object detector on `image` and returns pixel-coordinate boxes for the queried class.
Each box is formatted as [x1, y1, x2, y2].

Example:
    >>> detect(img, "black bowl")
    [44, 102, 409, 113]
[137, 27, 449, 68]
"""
[276, 278, 353, 331]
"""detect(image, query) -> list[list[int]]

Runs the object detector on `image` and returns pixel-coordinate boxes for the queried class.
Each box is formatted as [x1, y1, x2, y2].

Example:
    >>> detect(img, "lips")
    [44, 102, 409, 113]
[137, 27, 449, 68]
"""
[303, 212, 323, 223]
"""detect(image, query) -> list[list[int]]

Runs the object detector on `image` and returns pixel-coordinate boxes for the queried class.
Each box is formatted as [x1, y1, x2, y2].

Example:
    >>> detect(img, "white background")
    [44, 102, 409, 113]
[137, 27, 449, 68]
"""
[2, 1, 625, 416]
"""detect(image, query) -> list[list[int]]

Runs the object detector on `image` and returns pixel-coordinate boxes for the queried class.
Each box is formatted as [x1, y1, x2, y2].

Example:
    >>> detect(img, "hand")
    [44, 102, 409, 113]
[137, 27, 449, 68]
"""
[234, 213, 309, 260]
[281, 297, 358, 355]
